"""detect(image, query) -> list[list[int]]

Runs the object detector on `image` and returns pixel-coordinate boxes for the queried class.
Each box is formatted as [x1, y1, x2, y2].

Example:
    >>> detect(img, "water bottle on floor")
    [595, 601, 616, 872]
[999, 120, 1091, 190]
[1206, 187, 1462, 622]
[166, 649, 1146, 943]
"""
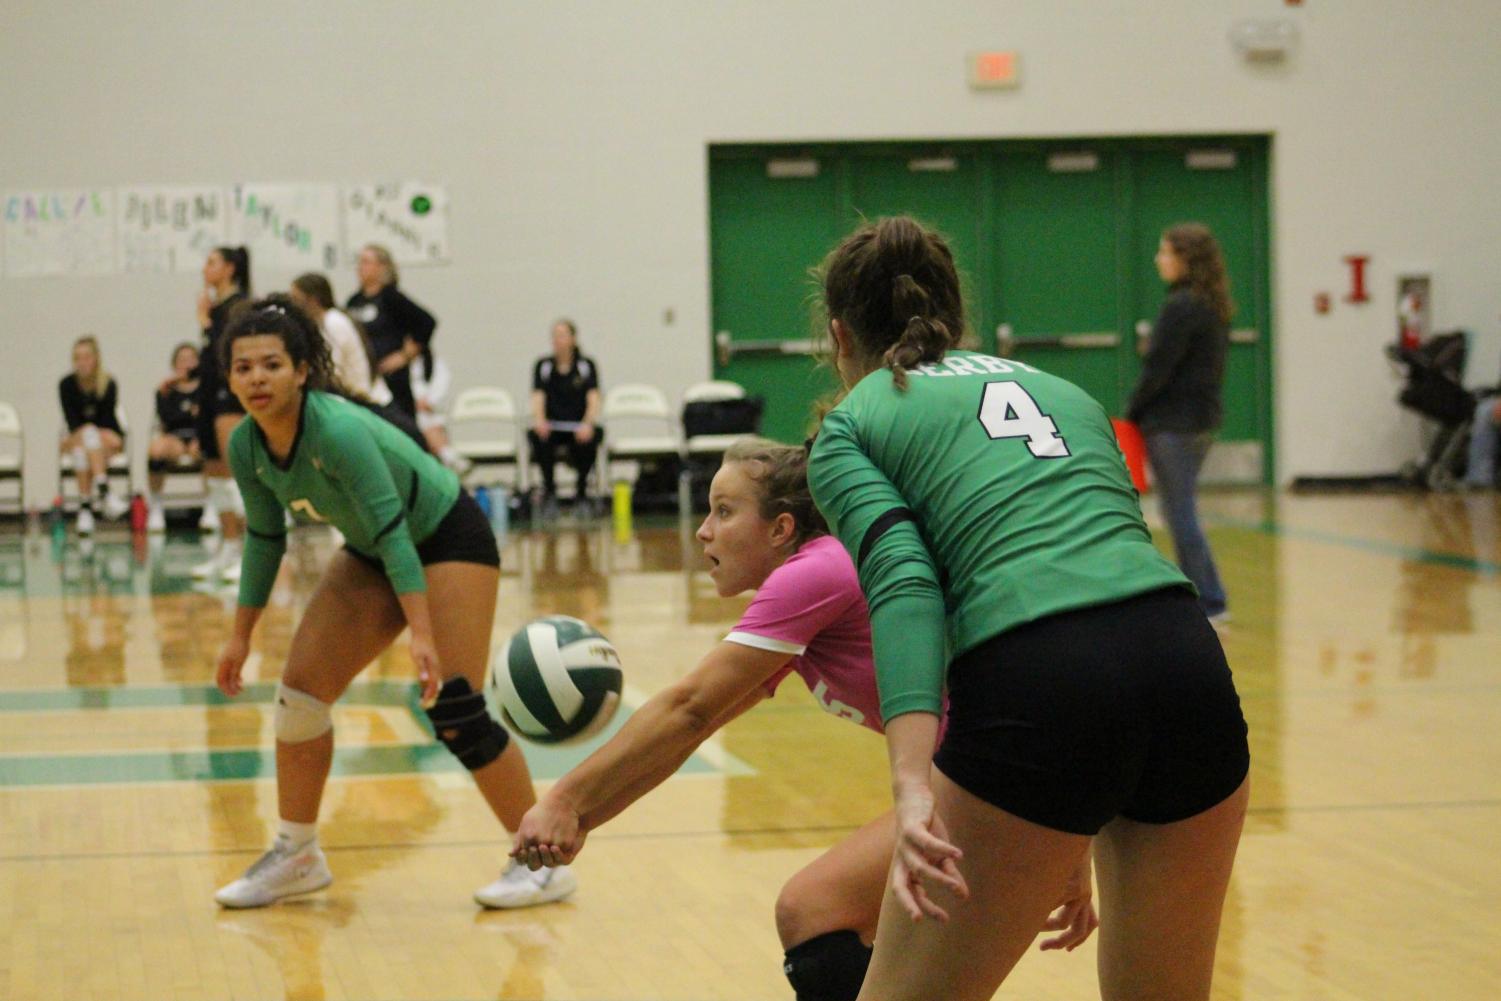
[492, 485, 510, 539]
[613, 480, 633, 543]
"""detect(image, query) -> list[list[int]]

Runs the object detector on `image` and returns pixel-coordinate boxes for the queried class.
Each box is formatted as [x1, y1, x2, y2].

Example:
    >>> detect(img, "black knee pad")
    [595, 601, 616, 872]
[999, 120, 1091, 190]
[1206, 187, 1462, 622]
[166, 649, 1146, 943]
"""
[783, 930, 872, 1001]
[424, 676, 510, 770]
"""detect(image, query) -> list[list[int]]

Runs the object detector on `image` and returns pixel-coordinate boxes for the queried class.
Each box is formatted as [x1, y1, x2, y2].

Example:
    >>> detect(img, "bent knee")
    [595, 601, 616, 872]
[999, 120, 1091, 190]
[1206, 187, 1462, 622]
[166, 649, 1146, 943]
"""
[274, 681, 333, 744]
[775, 871, 866, 948]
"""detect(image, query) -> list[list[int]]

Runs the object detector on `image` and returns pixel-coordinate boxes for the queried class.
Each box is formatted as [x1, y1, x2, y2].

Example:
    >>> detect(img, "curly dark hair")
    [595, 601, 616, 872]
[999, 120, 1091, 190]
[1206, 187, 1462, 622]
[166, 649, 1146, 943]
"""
[219, 294, 361, 399]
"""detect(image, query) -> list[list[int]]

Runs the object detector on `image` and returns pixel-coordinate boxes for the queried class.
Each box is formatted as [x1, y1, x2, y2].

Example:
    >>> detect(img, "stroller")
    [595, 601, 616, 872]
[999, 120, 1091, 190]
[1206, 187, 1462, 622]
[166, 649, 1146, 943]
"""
[1386, 331, 1478, 490]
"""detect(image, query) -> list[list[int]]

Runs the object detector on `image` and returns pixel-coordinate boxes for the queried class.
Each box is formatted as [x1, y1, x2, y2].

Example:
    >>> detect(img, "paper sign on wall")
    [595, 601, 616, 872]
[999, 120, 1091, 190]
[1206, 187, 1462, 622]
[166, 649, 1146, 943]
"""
[228, 183, 341, 272]
[3, 188, 116, 277]
[343, 182, 450, 266]
[117, 186, 228, 274]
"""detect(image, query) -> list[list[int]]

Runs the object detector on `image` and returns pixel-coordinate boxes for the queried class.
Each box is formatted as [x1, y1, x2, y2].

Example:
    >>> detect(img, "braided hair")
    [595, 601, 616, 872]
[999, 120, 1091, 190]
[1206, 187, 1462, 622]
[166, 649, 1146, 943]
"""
[818, 216, 966, 390]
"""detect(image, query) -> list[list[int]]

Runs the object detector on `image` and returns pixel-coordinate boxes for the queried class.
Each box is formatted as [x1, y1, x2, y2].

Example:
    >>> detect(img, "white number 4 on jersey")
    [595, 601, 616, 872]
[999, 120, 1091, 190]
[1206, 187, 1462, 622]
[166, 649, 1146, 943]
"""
[977, 381, 1070, 458]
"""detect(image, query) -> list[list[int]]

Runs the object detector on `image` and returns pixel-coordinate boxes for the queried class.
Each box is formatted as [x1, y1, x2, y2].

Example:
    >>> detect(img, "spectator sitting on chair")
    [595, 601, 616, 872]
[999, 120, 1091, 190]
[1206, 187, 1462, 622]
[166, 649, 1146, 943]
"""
[59, 335, 129, 535]
[528, 319, 603, 514]
[1465, 392, 1501, 489]
[146, 342, 202, 532]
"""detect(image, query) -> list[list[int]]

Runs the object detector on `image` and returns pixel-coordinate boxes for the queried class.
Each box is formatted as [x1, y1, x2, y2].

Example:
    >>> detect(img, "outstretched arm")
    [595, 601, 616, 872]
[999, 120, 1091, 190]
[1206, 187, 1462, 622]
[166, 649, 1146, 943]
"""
[585, 685, 765, 829]
[512, 641, 789, 866]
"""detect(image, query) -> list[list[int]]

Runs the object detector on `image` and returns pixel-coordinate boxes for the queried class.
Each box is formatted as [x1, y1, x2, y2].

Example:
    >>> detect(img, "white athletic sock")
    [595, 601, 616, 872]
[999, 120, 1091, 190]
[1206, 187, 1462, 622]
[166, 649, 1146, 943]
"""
[275, 819, 318, 850]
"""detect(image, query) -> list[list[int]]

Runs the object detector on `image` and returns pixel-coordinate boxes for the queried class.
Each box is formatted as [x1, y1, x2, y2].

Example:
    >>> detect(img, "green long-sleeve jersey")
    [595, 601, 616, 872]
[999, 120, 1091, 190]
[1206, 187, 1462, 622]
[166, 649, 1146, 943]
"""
[229, 390, 462, 608]
[808, 350, 1190, 723]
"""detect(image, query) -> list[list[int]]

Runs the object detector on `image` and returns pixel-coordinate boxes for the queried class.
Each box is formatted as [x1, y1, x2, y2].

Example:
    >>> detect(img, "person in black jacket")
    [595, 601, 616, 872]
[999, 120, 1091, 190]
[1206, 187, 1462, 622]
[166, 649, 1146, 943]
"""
[58, 335, 128, 534]
[1126, 223, 1232, 622]
[345, 244, 436, 421]
[192, 245, 252, 581]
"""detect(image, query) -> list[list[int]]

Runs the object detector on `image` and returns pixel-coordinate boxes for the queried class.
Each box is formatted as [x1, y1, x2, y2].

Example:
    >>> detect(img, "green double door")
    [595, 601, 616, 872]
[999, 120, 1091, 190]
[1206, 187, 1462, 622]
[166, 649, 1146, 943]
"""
[708, 138, 1271, 480]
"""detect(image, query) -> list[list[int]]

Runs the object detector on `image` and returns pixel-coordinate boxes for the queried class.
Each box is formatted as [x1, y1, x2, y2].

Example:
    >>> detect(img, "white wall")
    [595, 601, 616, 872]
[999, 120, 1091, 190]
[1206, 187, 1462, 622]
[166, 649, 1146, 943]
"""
[3, 0, 1499, 505]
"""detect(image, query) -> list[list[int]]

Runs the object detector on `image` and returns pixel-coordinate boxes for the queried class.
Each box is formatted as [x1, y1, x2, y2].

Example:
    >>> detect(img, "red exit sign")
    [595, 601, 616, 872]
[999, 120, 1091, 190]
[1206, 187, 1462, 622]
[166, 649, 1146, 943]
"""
[969, 50, 1020, 89]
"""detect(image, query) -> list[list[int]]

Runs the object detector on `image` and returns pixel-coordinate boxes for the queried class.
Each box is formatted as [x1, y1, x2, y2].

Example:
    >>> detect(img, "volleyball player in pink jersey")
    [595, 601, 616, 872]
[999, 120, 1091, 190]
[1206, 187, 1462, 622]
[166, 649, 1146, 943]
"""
[513, 438, 1096, 1001]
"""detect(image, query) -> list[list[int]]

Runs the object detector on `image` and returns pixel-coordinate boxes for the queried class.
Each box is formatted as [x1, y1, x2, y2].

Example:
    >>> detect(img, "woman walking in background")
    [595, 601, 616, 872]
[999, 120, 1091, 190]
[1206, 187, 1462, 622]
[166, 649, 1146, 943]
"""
[1126, 223, 1233, 624]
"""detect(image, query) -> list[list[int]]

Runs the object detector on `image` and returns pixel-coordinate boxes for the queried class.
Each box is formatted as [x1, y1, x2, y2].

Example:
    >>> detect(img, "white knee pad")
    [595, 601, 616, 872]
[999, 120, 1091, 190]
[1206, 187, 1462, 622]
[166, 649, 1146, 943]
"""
[80, 425, 102, 450]
[274, 682, 332, 743]
[70, 447, 87, 471]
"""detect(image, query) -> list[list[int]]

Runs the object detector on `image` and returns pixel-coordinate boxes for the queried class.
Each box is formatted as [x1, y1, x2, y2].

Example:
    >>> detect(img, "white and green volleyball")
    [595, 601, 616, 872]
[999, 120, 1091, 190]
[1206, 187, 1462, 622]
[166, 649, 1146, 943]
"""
[490, 616, 623, 744]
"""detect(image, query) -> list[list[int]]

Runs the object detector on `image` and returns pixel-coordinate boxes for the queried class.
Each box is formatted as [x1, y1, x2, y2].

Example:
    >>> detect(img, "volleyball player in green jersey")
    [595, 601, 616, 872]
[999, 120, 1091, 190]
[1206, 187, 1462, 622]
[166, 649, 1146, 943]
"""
[210, 296, 575, 911]
[807, 217, 1250, 1001]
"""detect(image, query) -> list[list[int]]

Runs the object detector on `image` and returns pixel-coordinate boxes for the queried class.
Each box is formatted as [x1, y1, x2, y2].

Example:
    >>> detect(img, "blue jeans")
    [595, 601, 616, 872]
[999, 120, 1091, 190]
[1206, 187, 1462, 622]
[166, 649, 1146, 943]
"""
[1144, 431, 1227, 617]
[1466, 395, 1498, 488]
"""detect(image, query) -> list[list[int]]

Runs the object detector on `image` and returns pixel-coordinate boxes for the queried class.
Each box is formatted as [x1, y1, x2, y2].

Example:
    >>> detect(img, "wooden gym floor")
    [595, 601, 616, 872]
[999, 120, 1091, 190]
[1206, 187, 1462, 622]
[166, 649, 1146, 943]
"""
[1, 489, 1498, 1000]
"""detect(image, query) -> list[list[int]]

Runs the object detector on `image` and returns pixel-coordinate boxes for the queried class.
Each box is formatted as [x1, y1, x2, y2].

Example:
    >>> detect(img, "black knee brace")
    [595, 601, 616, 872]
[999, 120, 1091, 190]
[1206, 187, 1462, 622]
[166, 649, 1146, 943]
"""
[782, 930, 872, 1001]
[424, 676, 510, 770]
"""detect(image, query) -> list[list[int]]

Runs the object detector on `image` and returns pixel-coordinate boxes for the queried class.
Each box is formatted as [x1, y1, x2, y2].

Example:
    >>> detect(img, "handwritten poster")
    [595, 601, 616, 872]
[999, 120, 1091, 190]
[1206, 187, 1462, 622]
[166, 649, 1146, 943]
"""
[227, 182, 341, 272]
[343, 181, 450, 266]
[117, 185, 227, 274]
[3, 188, 116, 277]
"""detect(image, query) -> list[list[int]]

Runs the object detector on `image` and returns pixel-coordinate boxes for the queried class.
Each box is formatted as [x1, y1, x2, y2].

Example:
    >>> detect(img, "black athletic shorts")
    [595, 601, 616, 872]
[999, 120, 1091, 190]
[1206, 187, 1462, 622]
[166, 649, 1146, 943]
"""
[933, 586, 1249, 836]
[345, 489, 500, 574]
[194, 369, 245, 461]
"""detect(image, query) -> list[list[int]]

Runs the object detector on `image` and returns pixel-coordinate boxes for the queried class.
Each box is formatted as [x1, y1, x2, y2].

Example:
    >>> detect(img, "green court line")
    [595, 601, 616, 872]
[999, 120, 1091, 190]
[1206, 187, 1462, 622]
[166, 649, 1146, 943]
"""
[1202, 513, 1501, 576]
[0, 680, 739, 788]
[0, 734, 719, 788]
[0, 680, 417, 713]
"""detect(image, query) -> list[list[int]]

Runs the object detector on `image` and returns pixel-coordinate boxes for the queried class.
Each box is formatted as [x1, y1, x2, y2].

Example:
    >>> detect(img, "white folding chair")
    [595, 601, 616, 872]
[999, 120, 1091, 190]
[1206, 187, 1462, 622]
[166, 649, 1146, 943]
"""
[600, 383, 681, 509]
[682, 380, 752, 459]
[58, 403, 133, 509]
[449, 387, 523, 490]
[0, 402, 24, 515]
[604, 383, 680, 472]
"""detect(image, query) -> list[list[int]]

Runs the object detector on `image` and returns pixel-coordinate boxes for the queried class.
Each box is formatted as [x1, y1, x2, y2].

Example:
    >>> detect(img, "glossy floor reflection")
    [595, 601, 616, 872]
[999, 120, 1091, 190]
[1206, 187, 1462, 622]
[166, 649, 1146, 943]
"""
[1, 491, 1499, 1000]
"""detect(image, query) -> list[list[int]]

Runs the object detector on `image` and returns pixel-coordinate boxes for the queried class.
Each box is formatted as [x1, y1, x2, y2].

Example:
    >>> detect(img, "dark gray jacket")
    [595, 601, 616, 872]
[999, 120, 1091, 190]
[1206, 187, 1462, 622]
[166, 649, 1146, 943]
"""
[1126, 284, 1229, 433]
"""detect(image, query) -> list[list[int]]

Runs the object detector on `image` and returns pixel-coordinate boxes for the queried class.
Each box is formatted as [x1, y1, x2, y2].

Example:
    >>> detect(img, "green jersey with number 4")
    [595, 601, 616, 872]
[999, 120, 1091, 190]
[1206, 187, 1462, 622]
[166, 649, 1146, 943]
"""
[229, 390, 461, 608]
[808, 350, 1190, 722]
